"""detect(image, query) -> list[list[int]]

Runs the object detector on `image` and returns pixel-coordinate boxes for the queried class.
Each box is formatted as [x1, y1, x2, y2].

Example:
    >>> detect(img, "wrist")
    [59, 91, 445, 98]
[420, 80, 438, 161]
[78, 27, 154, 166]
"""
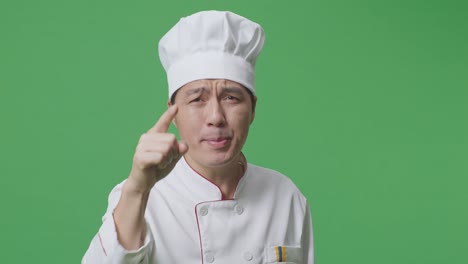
[122, 179, 152, 198]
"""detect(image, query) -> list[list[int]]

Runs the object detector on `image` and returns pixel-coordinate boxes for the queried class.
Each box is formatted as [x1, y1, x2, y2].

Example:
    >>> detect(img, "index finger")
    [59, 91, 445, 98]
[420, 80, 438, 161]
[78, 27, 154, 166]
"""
[148, 105, 178, 133]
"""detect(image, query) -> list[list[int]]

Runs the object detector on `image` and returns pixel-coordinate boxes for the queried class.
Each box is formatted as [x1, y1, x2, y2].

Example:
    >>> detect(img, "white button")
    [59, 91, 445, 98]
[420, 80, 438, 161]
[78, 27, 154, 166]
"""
[235, 205, 244, 215]
[200, 206, 208, 216]
[242, 251, 253, 261]
[205, 253, 215, 263]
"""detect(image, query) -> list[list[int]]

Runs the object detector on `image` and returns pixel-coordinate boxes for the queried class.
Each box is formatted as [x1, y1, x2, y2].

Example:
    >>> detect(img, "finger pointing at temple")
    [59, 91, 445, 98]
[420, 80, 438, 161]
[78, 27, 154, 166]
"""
[148, 105, 178, 133]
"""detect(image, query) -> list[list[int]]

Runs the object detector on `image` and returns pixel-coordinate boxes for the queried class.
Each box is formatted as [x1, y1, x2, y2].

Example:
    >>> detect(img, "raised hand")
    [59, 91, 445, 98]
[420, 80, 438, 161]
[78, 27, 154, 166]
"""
[126, 105, 188, 193]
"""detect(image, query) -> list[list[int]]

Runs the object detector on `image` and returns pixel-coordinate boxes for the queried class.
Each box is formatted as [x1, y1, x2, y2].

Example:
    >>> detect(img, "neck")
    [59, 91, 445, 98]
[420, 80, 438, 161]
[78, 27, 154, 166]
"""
[184, 153, 246, 199]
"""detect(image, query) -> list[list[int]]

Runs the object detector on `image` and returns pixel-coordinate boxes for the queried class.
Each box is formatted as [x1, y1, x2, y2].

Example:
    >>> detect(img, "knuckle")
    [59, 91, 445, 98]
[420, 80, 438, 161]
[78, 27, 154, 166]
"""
[139, 156, 152, 166]
[134, 152, 162, 169]
[135, 142, 144, 152]
[168, 134, 177, 141]
[136, 140, 150, 152]
[161, 133, 176, 143]
[139, 133, 149, 142]
[133, 151, 145, 162]
[133, 152, 143, 165]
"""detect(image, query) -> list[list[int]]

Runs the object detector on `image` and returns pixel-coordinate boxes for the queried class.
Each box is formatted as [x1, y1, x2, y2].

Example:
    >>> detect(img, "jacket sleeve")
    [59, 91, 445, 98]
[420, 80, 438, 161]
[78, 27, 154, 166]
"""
[303, 201, 314, 264]
[82, 182, 155, 264]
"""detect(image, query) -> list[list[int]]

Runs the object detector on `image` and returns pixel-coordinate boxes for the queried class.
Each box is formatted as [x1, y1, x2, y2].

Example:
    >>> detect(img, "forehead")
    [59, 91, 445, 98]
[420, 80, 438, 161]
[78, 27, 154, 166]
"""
[180, 79, 245, 93]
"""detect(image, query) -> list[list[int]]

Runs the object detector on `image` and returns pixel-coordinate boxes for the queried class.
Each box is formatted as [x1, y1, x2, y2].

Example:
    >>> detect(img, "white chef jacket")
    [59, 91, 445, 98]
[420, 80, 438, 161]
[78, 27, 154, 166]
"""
[83, 157, 314, 264]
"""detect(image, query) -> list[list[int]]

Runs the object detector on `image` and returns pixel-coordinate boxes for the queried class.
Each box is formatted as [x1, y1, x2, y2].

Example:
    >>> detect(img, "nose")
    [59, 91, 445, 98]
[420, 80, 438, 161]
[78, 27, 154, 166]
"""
[205, 99, 226, 127]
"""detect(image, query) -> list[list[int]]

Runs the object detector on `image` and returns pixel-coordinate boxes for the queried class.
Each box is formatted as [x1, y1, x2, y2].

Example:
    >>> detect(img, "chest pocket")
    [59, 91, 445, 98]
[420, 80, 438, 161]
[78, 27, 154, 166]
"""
[264, 246, 302, 263]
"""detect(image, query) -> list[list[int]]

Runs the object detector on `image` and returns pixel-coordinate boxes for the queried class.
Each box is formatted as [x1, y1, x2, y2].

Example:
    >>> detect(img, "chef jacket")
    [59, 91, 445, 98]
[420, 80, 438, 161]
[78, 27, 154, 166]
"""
[83, 157, 314, 264]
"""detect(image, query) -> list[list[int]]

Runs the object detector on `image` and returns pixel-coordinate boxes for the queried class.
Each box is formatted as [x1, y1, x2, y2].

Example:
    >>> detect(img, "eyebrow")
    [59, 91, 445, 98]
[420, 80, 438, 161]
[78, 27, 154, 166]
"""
[222, 87, 244, 94]
[183, 86, 244, 96]
[183, 87, 207, 96]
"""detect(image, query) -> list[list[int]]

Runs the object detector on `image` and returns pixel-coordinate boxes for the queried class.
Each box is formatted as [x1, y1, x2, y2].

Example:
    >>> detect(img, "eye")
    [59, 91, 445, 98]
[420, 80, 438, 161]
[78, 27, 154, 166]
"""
[189, 97, 202, 103]
[225, 95, 238, 101]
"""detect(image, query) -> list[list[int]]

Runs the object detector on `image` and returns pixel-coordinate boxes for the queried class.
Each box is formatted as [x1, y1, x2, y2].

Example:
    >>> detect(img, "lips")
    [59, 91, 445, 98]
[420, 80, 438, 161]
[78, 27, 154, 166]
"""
[203, 137, 231, 148]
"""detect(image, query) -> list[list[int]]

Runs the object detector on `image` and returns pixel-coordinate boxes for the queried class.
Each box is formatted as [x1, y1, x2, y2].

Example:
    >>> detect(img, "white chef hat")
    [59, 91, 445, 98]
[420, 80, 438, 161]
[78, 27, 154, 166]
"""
[158, 10, 265, 98]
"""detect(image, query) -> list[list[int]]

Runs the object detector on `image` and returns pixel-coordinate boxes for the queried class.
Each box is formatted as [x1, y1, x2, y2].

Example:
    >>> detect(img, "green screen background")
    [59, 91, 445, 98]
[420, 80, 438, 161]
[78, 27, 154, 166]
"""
[1, 0, 467, 263]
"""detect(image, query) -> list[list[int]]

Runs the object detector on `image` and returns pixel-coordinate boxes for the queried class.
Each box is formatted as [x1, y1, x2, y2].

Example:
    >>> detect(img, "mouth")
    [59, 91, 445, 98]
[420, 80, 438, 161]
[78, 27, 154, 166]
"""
[203, 137, 231, 148]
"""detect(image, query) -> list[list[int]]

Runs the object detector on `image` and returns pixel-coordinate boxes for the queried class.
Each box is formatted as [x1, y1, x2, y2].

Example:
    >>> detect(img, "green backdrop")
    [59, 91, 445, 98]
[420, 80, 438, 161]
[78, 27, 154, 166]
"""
[1, 0, 467, 263]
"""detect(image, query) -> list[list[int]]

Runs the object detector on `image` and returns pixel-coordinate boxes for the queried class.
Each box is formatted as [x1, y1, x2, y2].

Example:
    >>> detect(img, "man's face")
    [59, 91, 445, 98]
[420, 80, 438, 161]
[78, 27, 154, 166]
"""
[171, 79, 256, 168]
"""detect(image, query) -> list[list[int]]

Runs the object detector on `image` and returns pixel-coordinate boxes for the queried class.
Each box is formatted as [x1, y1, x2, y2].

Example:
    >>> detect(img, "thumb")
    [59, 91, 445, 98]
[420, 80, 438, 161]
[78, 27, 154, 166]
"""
[178, 142, 189, 155]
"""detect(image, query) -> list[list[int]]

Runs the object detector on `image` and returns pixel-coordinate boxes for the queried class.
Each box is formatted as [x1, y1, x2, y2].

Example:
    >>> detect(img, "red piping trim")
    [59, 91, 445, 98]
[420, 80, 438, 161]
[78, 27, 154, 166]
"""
[98, 232, 108, 256]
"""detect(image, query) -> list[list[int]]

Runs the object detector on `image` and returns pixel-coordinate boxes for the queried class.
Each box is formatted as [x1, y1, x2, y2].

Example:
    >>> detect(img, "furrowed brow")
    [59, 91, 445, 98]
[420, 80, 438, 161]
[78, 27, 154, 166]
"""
[184, 87, 206, 97]
[222, 87, 244, 95]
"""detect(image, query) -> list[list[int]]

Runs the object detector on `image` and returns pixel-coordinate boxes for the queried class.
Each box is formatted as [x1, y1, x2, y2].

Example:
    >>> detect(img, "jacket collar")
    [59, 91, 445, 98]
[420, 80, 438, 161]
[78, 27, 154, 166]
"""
[172, 156, 249, 202]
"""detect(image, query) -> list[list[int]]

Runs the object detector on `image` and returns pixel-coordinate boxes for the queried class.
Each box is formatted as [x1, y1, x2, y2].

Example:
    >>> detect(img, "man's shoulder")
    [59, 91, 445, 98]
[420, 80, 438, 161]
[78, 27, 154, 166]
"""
[246, 163, 305, 198]
[247, 163, 295, 182]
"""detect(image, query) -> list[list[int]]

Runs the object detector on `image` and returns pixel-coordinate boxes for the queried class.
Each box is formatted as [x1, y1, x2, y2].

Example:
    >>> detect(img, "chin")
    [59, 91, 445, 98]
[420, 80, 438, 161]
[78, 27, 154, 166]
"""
[205, 153, 234, 167]
[191, 150, 237, 168]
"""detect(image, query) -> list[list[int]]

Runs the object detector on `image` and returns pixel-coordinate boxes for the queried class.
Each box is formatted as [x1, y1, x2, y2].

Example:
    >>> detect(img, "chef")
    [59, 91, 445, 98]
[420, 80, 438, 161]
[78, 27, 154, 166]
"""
[83, 10, 314, 264]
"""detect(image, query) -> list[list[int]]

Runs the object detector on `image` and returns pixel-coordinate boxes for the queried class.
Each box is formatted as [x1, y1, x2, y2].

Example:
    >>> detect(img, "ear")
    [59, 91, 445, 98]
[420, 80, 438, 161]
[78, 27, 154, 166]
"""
[250, 96, 257, 125]
[167, 100, 178, 128]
